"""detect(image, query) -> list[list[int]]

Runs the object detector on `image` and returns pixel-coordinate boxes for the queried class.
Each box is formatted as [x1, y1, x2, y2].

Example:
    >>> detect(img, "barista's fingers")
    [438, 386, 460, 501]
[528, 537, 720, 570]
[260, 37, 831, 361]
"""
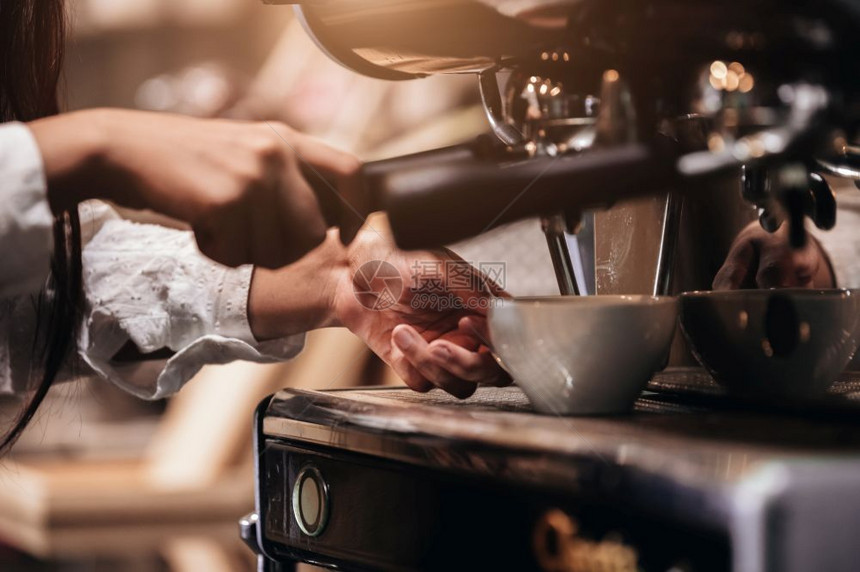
[264, 122, 366, 243]
[713, 240, 757, 290]
[428, 340, 511, 386]
[436, 327, 481, 352]
[393, 325, 477, 399]
[389, 345, 433, 393]
[266, 122, 359, 176]
[459, 316, 493, 348]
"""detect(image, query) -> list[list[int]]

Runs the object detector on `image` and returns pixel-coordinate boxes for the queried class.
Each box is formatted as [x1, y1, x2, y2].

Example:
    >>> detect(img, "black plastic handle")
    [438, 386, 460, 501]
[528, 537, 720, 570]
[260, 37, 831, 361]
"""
[808, 172, 837, 231]
[307, 138, 677, 250]
[363, 144, 677, 249]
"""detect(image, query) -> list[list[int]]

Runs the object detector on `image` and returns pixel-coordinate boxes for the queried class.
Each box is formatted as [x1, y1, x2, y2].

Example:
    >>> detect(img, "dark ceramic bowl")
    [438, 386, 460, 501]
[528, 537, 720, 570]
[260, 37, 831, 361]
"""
[679, 289, 860, 398]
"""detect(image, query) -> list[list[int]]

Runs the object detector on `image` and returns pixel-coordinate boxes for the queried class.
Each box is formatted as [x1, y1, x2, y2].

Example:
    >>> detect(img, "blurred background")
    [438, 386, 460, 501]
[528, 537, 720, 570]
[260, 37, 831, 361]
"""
[0, 1, 558, 570]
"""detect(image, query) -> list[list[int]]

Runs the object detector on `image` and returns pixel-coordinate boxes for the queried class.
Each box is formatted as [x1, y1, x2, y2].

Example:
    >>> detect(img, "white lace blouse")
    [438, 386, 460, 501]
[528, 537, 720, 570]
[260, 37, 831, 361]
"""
[0, 122, 303, 400]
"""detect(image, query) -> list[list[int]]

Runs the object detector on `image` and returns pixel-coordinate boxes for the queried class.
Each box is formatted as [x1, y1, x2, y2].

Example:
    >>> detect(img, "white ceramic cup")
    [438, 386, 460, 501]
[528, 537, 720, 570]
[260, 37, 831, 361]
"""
[488, 295, 678, 415]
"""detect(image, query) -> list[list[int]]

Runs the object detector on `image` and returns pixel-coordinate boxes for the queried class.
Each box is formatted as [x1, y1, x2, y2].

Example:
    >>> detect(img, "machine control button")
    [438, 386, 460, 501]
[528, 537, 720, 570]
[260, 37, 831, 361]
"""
[292, 464, 330, 537]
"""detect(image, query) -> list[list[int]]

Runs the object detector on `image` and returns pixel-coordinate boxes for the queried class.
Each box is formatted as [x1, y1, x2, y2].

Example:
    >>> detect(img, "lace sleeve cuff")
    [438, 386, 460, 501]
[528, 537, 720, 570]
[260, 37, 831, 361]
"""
[78, 216, 305, 400]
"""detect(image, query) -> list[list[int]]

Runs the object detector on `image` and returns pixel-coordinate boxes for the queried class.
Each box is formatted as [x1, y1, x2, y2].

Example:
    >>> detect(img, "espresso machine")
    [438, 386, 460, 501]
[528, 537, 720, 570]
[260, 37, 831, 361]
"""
[285, 0, 860, 373]
[287, 0, 858, 298]
[243, 1, 860, 570]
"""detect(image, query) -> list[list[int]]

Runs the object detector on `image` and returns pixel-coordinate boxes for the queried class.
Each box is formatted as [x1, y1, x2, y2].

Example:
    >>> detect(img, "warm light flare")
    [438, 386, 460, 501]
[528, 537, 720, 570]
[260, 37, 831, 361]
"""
[710, 60, 728, 79]
[708, 61, 754, 94]
[725, 70, 740, 91]
[709, 74, 724, 90]
[739, 74, 755, 93]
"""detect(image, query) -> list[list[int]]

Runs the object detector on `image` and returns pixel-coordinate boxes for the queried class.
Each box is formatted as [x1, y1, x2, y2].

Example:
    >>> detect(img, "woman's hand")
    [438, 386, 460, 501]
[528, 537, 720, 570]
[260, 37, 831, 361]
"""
[713, 221, 835, 290]
[28, 109, 358, 269]
[333, 219, 511, 398]
[248, 217, 511, 398]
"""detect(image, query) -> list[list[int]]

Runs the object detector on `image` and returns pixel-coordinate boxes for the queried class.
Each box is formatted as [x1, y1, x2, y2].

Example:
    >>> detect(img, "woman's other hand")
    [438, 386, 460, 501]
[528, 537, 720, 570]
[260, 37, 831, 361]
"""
[333, 219, 511, 399]
[713, 221, 835, 290]
[248, 217, 511, 399]
[29, 109, 358, 269]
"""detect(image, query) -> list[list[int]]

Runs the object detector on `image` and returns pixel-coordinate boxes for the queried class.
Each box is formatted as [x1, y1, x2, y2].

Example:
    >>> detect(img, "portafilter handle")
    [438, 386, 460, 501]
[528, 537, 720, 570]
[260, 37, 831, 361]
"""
[305, 136, 678, 251]
[363, 143, 677, 250]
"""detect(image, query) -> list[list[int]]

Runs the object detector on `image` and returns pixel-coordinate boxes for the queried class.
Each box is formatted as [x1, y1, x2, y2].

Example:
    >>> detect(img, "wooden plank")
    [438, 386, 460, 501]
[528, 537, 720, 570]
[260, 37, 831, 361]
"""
[144, 328, 370, 489]
[0, 459, 250, 528]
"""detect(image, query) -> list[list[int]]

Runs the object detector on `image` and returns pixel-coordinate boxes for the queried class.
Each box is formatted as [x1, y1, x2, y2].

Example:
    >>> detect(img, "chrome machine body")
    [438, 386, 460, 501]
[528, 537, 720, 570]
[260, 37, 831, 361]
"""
[284, 0, 860, 301]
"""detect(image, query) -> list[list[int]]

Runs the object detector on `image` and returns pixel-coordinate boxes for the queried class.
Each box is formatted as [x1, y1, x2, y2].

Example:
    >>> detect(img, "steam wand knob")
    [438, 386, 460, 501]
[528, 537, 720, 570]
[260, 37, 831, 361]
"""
[808, 172, 837, 231]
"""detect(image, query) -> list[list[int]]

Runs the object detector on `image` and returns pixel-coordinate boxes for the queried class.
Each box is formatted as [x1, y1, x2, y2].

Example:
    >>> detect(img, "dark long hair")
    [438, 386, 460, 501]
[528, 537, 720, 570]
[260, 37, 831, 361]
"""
[0, 0, 82, 455]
